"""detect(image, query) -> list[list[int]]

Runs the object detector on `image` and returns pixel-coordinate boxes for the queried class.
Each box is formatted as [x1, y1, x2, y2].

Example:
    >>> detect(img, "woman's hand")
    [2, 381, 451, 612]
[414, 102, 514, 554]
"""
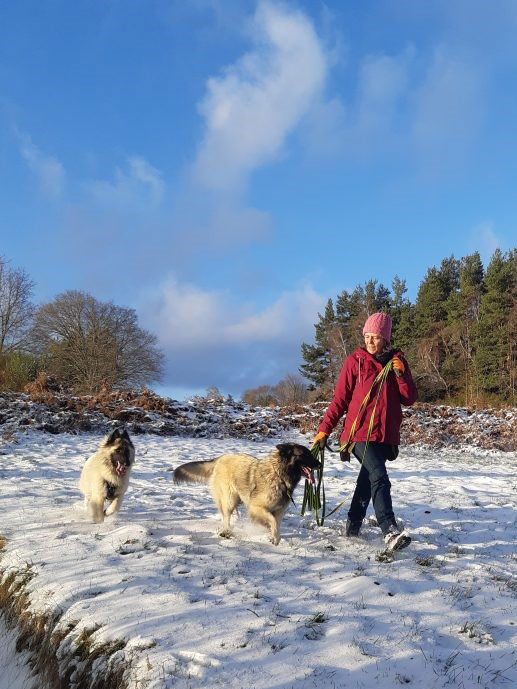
[392, 357, 405, 377]
[313, 431, 328, 448]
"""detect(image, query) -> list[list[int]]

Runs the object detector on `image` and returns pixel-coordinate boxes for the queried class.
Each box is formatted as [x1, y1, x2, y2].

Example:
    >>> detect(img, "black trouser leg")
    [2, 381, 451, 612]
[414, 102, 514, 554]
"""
[349, 442, 396, 535]
[347, 463, 371, 525]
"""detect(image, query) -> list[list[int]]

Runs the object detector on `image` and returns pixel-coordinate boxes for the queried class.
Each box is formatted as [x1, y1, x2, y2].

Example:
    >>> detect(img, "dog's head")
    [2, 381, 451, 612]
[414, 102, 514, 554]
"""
[275, 443, 321, 484]
[103, 428, 135, 477]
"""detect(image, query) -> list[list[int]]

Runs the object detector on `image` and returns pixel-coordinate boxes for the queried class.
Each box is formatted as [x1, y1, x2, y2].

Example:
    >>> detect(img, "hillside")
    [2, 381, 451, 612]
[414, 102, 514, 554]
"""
[0, 388, 516, 452]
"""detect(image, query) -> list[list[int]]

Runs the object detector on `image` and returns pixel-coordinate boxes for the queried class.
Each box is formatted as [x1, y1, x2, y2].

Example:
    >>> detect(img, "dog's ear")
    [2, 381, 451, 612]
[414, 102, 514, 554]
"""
[121, 429, 130, 441]
[106, 428, 121, 445]
[275, 444, 293, 460]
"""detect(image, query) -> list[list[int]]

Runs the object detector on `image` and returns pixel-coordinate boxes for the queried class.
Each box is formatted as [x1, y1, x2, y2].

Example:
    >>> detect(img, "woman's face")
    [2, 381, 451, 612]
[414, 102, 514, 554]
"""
[364, 332, 386, 356]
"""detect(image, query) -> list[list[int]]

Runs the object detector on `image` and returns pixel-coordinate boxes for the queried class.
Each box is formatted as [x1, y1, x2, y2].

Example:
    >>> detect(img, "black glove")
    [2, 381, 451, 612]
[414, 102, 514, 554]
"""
[340, 450, 351, 462]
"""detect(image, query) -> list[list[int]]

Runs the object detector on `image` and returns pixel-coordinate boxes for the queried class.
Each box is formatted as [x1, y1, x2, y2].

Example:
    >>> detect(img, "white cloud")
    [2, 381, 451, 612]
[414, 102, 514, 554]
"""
[411, 48, 484, 161]
[356, 51, 409, 118]
[348, 50, 410, 153]
[18, 132, 65, 198]
[192, 0, 328, 191]
[226, 285, 325, 342]
[172, 191, 273, 249]
[137, 276, 326, 392]
[302, 48, 412, 159]
[56, 3, 332, 257]
[302, 38, 486, 172]
[141, 276, 324, 348]
[86, 156, 164, 210]
[470, 221, 505, 264]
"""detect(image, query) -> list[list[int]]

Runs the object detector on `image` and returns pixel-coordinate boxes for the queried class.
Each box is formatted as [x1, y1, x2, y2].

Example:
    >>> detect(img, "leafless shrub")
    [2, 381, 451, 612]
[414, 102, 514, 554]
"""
[204, 386, 225, 402]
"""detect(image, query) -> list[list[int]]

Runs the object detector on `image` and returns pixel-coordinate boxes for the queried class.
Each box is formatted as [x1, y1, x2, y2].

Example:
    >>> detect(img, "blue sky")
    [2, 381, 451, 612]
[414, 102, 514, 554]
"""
[1, 1, 516, 399]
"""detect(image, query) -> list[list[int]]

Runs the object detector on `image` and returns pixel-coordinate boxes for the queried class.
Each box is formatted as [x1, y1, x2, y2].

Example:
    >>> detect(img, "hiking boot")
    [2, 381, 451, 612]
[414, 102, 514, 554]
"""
[345, 519, 362, 537]
[383, 525, 411, 552]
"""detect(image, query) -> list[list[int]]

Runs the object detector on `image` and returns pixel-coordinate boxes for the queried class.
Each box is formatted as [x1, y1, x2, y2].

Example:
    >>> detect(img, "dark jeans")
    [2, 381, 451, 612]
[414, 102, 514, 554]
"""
[348, 442, 397, 535]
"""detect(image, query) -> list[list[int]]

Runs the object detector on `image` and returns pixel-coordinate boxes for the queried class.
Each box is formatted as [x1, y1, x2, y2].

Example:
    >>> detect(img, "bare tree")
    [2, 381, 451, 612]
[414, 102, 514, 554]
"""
[242, 384, 278, 407]
[31, 290, 164, 393]
[274, 374, 309, 406]
[0, 256, 34, 354]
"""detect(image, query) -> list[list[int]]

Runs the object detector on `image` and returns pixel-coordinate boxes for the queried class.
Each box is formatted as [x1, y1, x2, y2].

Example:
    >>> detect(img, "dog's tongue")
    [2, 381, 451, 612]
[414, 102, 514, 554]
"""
[115, 461, 126, 476]
[302, 465, 315, 484]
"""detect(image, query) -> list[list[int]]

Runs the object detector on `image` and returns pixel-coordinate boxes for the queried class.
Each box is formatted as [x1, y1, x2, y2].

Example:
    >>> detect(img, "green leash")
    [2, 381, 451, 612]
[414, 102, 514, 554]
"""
[301, 443, 326, 525]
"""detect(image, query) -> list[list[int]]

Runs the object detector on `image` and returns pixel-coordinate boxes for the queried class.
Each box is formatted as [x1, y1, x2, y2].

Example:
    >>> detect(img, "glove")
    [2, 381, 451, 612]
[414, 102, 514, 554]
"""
[392, 357, 405, 377]
[312, 431, 328, 448]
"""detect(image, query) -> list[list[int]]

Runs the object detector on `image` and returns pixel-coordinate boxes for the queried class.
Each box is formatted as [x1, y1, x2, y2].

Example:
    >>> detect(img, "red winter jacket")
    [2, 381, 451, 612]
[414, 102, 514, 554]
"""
[318, 348, 418, 445]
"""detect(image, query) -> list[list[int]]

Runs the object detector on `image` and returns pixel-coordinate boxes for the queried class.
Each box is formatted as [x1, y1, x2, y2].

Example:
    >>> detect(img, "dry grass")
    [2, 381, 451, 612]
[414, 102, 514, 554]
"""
[0, 551, 131, 689]
[23, 372, 62, 405]
[24, 375, 170, 422]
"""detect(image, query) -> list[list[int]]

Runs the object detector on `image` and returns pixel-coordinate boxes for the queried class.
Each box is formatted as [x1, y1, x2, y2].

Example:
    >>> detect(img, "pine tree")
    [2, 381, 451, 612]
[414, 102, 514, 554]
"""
[414, 267, 448, 338]
[445, 253, 484, 403]
[474, 249, 516, 397]
[439, 255, 461, 299]
[300, 299, 338, 392]
[335, 287, 365, 354]
[413, 257, 460, 399]
[508, 256, 517, 403]
[415, 257, 460, 338]
[390, 276, 413, 352]
[363, 279, 391, 315]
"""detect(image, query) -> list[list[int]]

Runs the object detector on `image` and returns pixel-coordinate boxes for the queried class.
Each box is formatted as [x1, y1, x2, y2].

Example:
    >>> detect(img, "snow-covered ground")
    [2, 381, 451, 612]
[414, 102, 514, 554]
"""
[1, 430, 516, 689]
[0, 619, 34, 689]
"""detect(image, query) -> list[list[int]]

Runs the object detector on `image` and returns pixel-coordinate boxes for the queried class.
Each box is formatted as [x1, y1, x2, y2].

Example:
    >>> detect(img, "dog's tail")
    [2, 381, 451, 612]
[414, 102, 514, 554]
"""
[173, 459, 217, 484]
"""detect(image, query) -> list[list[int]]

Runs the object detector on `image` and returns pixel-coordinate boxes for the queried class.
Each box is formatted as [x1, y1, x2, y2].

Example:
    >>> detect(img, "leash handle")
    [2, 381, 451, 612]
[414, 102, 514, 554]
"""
[302, 443, 326, 525]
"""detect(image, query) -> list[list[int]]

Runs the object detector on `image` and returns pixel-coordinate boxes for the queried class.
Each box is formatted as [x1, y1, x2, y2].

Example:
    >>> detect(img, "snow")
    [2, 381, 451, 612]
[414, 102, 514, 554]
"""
[1, 430, 517, 689]
[0, 619, 34, 689]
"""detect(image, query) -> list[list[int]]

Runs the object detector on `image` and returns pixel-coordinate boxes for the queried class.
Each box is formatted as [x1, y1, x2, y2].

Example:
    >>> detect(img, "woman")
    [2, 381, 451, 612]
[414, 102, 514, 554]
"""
[313, 312, 418, 552]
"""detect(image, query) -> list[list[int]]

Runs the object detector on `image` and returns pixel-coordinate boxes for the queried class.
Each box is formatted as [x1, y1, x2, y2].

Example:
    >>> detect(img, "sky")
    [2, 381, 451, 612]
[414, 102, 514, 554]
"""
[1, 0, 517, 399]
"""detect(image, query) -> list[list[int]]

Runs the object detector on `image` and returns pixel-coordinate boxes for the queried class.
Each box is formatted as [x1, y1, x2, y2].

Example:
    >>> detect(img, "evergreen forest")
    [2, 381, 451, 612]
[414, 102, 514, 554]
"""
[300, 249, 517, 406]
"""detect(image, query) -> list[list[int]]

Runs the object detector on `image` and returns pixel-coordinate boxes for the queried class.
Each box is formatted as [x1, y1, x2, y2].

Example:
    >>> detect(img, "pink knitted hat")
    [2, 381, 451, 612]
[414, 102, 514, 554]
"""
[362, 312, 392, 342]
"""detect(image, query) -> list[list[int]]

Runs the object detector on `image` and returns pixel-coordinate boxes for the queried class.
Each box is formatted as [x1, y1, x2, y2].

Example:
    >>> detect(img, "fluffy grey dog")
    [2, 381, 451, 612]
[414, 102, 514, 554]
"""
[80, 428, 135, 523]
[174, 443, 320, 544]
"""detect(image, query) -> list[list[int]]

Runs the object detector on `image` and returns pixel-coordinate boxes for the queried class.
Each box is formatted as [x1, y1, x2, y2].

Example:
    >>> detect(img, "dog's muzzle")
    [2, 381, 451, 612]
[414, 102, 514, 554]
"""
[115, 461, 127, 476]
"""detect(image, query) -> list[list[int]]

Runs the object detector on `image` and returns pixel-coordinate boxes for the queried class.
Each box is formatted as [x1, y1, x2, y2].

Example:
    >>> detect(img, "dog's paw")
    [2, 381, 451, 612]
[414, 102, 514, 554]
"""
[270, 536, 280, 546]
[218, 529, 233, 539]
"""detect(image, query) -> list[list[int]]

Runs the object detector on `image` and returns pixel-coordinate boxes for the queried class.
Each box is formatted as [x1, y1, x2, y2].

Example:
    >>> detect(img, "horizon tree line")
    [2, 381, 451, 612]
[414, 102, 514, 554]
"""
[3, 248, 517, 407]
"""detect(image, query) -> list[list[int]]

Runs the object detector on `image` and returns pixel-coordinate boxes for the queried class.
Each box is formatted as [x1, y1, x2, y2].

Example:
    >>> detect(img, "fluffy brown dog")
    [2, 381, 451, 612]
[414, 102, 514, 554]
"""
[79, 428, 135, 523]
[173, 443, 320, 544]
